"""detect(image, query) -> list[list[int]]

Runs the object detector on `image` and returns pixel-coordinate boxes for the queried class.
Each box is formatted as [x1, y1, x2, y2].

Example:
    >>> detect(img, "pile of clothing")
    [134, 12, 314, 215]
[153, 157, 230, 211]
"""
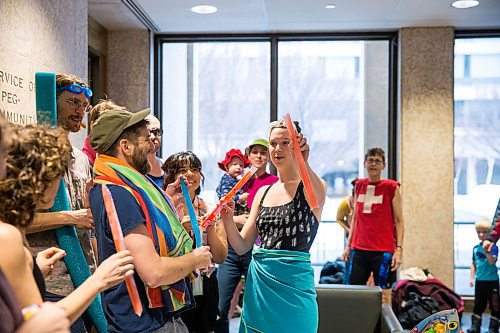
[392, 267, 464, 329]
[319, 259, 345, 284]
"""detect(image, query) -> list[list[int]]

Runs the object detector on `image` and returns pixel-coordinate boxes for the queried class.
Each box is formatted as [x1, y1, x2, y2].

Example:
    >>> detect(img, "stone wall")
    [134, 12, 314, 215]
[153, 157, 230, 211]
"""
[399, 27, 455, 287]
[0, 0, 88, 146]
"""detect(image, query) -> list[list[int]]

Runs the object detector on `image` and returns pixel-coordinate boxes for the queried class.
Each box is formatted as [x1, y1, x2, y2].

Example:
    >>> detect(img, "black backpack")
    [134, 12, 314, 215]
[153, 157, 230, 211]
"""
[397, 291, 440, 329]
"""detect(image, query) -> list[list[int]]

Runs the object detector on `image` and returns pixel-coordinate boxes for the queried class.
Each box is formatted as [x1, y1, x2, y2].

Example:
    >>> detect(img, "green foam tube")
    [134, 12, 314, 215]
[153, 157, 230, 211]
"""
[35, 72, 107, 332]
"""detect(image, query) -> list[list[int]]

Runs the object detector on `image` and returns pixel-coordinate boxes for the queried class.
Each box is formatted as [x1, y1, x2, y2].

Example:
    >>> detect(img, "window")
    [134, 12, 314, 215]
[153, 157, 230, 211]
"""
[157, 34, 396, 279]
[277, 40, 390, 268]
[161, 42, 270, 200]
[454, 36, 500, 295]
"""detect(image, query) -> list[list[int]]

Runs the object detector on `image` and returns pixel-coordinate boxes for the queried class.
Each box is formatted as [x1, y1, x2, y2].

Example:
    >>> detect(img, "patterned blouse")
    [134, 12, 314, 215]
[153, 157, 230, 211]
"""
[256, 182, 319, 253]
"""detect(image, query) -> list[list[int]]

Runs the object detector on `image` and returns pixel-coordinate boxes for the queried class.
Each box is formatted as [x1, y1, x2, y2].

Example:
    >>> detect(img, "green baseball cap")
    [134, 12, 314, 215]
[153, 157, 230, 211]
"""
[90, 107, 151, 153]
[249, 138, 268, 150]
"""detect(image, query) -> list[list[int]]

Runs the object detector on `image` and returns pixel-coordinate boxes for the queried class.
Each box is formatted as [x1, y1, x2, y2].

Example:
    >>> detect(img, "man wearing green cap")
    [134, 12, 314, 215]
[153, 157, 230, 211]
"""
[215, 138, 278, 333]
[89, 108, 213, 333]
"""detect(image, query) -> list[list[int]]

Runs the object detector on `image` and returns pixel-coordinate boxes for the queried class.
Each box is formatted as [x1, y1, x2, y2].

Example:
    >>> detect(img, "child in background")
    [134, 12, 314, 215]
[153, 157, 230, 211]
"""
[216, 149, 250, 215]
[468, 219, 500, 333]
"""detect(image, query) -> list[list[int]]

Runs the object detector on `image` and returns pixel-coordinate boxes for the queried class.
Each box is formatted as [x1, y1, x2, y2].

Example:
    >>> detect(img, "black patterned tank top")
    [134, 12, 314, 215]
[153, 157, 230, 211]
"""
[256, 181, 319, 252]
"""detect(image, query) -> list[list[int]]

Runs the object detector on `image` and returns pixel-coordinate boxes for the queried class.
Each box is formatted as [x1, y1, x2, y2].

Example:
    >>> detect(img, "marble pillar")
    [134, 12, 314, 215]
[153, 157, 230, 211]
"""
[399, 27, 455, 287]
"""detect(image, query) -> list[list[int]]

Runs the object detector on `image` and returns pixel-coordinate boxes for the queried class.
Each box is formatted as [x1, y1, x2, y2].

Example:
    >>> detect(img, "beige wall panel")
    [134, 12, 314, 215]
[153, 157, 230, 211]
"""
[106, 30, 150, 112]
[399, 27, 455, 287]
[0, 0, 88, 147]
[88, 16, 108, 56]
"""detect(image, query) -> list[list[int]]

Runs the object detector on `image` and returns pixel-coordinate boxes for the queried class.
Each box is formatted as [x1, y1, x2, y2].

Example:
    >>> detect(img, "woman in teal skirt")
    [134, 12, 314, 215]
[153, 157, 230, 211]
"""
[220, 120, 327, 333]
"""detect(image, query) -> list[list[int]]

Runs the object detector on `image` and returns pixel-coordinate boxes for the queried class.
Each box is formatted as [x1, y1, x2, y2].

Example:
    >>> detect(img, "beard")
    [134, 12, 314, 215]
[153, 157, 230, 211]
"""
[129, 149, 151, 175]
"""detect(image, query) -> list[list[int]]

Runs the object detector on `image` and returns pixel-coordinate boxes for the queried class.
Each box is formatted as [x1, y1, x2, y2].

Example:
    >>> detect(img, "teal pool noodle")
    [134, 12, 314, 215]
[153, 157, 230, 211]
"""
[35, 72, 57, 126]
[36, 73, 107, 332]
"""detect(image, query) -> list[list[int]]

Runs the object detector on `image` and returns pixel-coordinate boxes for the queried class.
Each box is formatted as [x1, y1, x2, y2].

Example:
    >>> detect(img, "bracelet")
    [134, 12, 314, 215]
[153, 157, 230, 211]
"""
[396, 245, 403, 249]
[22, 304, 41, 321]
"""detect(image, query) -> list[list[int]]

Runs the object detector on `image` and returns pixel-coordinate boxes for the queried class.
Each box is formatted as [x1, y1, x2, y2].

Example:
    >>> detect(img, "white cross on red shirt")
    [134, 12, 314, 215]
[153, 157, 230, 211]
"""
[357, 185, 383, 213]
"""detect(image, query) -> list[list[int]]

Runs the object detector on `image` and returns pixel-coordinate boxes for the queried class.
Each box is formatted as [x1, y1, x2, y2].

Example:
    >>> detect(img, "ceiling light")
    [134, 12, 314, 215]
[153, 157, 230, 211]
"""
[325, 4, 336, 9]
[191, 5, 218, 14]
[451, 0, 479, 9]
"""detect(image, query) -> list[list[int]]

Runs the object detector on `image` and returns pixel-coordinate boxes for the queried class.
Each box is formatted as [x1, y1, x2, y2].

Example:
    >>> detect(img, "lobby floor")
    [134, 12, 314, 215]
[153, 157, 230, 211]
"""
[461, 312, 492, 333]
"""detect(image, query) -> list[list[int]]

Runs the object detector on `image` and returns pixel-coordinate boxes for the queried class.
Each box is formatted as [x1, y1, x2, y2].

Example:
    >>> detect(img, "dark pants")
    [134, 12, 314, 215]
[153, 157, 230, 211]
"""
[346, 249, 396, 289]
[474, 280, 500, 318]
[45, 291, 92, 333]
[214, 246, 252, 333]
[181, 274, 219, 333]
[151, 317, 189, 333]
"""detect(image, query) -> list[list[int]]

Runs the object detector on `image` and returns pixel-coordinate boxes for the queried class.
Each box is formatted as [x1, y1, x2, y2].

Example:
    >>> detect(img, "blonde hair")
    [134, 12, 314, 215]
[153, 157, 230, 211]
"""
[268, 119, 301, 138]
[0, 124, 71, 227]
[88, 99, 125, 129]
[475, 219, 492, 230]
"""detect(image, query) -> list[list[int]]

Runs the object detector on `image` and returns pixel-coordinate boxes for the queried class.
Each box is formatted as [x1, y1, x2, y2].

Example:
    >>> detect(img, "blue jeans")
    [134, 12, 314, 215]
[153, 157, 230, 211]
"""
[214, 245, 252, 333]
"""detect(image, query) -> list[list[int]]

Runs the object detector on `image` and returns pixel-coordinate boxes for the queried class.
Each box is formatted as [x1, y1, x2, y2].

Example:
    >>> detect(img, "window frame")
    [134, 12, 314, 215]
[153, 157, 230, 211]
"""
[453, 30, 500, 296]
[154, 32, 399, 180]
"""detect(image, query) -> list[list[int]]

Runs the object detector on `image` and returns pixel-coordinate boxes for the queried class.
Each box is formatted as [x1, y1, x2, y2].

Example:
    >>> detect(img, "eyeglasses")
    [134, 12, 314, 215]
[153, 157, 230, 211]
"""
[150, 128, 163, 137]
[57, 83, 93, 99]
[366, 158, 384, 165]
[65, 99, 91, 112]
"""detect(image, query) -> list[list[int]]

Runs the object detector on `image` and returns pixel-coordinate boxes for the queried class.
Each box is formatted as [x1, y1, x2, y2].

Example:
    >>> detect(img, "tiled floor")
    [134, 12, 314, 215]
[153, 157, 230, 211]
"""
[461, 312, 492, 332]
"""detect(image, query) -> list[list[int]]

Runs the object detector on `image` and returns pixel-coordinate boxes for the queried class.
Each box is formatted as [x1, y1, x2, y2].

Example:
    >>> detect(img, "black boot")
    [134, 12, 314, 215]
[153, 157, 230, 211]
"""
[468, 314, 482, 333]
[489, 316, 500, 333]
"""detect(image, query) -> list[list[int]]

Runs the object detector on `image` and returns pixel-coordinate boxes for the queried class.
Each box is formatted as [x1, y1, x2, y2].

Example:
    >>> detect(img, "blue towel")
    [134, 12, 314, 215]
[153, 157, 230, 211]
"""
[240, 248, 318, 333]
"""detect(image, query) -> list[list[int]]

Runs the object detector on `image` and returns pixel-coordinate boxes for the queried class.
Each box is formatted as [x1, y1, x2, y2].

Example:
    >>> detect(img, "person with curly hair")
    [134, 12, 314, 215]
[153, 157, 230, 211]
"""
[0, 124, 135, 330]
[162, 151, 227, 333]
[0, 115, 72, 333]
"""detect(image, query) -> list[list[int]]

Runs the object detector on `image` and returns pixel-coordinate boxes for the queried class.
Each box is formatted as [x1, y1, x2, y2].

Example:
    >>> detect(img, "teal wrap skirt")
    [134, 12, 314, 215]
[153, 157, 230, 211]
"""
[239, 248, 318, 333]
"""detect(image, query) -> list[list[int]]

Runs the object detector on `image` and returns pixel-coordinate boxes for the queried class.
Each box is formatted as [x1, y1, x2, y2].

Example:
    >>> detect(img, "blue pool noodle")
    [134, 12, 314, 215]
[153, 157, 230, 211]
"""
[180, 178, 202, 248]
[35, 72, 107, 332]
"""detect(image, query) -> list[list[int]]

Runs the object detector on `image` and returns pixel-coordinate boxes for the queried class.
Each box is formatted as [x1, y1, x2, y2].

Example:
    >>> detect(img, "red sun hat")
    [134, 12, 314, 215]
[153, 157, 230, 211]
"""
[218, 148, 250, 171]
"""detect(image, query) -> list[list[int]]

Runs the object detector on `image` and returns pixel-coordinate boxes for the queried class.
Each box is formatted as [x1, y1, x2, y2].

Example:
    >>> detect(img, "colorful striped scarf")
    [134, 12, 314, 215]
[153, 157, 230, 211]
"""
[93, 155, 194, 312]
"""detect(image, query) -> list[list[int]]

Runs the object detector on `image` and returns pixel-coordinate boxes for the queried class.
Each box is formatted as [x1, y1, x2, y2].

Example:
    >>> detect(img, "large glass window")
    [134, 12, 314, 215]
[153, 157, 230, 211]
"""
[162, 42, 270, 202]
[159, 36, 394, 279]
[277, 40, 389, 269]
[454, 37, 500, 295]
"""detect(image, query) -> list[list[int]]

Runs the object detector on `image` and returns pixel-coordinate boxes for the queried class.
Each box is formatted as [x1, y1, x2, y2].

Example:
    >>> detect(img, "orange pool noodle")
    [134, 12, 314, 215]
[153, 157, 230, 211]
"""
[102, 184, 143, 316]
[202, 166, 258, 228]
[284, 113, 319, 210]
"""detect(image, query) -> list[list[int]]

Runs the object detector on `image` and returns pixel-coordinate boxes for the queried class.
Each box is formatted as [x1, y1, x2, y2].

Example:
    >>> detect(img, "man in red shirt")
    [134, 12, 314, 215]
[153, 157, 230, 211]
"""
[342, 148, 404, 304]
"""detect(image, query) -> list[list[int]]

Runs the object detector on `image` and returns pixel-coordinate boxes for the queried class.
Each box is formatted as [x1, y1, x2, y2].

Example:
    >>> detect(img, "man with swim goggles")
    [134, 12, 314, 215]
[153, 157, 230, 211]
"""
[27, 73, 98, 332]
[55, 80, 93, 132]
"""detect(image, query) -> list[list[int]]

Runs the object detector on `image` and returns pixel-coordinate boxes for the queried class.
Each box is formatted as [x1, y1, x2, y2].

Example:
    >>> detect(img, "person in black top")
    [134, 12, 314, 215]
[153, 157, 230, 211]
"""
[219, 120, 327, 333]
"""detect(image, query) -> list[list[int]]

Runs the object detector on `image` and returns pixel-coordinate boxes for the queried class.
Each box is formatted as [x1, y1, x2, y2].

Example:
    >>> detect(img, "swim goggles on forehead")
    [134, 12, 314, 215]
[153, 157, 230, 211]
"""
[56, 83, 93, 99]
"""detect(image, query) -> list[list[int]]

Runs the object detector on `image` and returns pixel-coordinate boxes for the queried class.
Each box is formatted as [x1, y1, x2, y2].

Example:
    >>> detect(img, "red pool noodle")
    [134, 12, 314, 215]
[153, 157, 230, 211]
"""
[102, 184, 143, 316]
